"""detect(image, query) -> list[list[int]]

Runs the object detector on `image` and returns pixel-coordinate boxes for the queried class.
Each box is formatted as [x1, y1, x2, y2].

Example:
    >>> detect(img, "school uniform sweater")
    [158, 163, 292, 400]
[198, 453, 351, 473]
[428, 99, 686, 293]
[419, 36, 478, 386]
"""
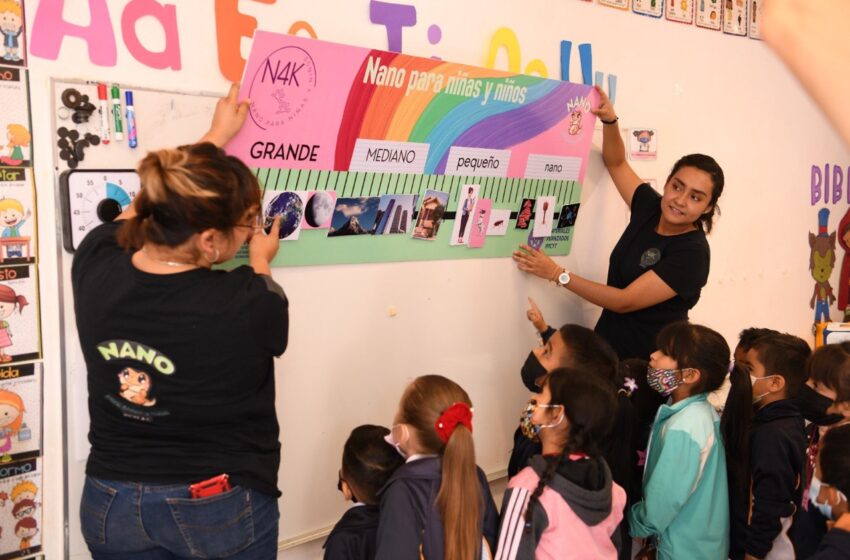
[628, 393, 729, 560]
[729, 399, 807, 560]
[374, 456, 499, 560]
[495, 455, 625, 560]
[323, 504, 380, 560]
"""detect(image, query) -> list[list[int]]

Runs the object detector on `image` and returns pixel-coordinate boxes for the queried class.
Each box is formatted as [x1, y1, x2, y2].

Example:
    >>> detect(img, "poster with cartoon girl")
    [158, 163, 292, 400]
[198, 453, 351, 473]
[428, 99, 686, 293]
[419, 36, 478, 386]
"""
[0, 458, 41, 558]
[0, 266, 39, 364]
[0, 168, 35, 264]
[0, 0, 25, 66]
[0, 66, 30, 168]
[628, 128, 658, 161]
[695, 0, 723, 30]
[0, 363, 40, 463]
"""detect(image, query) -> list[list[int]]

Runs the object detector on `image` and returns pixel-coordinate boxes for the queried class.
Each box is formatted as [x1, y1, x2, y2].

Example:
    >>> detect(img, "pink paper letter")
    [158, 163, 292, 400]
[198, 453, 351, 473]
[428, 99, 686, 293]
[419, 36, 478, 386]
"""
[30, 0, 117, 66]
[122, 0, 182, 70]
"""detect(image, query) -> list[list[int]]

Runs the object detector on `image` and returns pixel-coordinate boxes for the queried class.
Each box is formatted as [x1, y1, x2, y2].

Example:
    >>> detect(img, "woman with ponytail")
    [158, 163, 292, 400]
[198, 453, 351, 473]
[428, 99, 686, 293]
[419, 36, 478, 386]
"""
[496, 368, 625, 560]
[376, 375, 498, 560]
[72, 85, 289, 559]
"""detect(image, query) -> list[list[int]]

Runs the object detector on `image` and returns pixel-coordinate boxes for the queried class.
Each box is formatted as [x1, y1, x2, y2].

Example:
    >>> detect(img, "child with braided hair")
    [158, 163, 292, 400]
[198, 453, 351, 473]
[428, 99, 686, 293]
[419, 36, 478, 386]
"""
[495, 368, 625, 560]
[376, 375, 499, 560]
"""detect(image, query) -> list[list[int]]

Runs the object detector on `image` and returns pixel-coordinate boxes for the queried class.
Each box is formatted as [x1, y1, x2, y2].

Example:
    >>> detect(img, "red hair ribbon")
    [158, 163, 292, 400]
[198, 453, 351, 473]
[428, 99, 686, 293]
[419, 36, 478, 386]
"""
[435, 402, 473, 444]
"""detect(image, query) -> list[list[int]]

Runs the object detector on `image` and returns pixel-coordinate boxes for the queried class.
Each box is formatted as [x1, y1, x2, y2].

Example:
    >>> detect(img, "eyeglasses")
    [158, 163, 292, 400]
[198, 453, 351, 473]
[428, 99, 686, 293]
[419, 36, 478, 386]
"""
[233, 215, 263, 231]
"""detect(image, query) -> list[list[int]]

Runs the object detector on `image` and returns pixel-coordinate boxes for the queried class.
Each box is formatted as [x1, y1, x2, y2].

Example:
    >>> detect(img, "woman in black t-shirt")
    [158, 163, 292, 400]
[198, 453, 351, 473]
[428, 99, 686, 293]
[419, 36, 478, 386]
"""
[514, 85, 725, 362]
[73, 86, 289, 559]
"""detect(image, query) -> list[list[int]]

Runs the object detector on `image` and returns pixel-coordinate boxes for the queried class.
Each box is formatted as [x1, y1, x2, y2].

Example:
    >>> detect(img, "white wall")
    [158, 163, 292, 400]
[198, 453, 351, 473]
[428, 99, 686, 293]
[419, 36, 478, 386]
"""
[24, 1, 850, 558]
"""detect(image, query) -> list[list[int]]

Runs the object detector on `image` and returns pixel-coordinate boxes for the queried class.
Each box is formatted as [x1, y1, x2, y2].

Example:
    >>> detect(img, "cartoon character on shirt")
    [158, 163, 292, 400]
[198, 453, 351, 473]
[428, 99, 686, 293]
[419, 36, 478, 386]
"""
[810, 208, 837, 324]
[118, 367, 157, 407]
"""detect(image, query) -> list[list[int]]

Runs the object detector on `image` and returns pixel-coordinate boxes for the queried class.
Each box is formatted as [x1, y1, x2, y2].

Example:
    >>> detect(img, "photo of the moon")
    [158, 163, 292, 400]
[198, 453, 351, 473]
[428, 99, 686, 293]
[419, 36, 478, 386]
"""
[304, 191, 335, 228]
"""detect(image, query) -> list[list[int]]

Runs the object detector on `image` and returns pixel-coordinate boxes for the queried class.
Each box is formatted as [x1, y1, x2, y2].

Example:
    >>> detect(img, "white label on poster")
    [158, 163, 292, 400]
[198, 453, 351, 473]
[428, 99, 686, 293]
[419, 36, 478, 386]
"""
[349, 139, 430, 174]
[445, 147, 510, 178]
[525, 155, 581, 181]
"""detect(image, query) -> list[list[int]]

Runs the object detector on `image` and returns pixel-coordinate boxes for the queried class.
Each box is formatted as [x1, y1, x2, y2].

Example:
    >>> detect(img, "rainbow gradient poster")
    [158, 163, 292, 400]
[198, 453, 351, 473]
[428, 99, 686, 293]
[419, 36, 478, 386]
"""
[227, 31, 599, 267]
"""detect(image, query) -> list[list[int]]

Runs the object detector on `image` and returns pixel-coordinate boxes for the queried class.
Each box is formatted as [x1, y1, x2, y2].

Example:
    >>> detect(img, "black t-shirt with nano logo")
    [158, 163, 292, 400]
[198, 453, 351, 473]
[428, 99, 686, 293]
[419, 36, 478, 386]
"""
[595, 183, 710, 361]
[72, 221, 289, 496]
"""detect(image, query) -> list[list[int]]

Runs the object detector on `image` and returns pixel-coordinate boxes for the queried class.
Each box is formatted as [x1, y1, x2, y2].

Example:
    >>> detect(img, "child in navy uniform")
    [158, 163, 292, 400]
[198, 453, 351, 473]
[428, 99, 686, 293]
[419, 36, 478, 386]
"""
[809, 424, 850, 559]
[324, 425, 404, 560]
[724, 333, 810, 559]
[376, 375, 499, 560]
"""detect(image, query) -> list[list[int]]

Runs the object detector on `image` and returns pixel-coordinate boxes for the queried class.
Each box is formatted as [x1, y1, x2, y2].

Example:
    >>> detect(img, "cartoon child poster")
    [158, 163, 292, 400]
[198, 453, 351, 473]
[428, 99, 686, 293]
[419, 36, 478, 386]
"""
[0, 67, 30, 167]
[0, 363, 39, 463]
[0, 0, 25, 66]
[0, 168, 35, 264]
[628, 129, 658, 161]
[0, 458, 41, 558]
[0, 265, 39, 364]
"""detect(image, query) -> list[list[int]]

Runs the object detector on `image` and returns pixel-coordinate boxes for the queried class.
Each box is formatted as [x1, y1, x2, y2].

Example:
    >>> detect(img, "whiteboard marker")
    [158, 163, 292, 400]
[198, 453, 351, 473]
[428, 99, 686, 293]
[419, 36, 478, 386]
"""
[97, 83, 110, 145]
[125, 91, 138, 149]
[110, 84, 124, 141]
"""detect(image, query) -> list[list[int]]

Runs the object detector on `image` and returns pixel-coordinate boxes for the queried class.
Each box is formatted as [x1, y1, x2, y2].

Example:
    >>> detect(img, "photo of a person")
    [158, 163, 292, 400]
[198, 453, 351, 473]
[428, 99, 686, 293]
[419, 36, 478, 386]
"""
[458, 187, 476, 243]
[450, 184, 479, 246]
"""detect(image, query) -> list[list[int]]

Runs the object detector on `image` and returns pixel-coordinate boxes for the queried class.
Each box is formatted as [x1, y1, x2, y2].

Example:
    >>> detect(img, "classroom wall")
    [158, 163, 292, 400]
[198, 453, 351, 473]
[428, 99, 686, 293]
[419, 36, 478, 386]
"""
[24, 1, 850, 558]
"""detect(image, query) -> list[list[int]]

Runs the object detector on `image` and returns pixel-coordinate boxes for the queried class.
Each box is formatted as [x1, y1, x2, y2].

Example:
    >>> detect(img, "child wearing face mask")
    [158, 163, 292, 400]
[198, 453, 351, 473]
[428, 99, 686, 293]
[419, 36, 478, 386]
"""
[628, 321, 730, 560]
[375, 375, 499, 560]
[723, 333, 811, 560]
[795, 342, 850, 557]
[324, 425, 404, 560]
[495, 368, 625, 560]
[808, 423, 850, 559]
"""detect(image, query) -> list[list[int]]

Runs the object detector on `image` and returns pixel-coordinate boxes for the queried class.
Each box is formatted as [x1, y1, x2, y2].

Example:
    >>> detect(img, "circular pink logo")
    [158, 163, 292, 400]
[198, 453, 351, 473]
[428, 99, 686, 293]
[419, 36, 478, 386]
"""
[248, 46, 317, 131]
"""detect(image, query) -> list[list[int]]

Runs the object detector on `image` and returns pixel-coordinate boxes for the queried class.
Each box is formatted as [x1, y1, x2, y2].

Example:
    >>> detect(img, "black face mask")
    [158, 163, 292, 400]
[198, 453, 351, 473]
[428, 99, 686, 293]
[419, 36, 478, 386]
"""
[521, 351, 547, 393]
[798, 384, 843, 426]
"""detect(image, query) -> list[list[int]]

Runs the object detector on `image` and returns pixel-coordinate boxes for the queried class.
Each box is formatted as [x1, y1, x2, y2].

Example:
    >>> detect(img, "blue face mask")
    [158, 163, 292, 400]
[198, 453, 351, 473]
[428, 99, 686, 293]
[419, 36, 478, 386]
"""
[810, 474, 848, 520]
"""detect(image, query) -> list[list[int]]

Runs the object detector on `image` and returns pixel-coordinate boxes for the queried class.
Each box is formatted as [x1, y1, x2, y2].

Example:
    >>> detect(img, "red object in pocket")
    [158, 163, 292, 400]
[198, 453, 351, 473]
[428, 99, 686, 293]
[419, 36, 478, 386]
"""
[189, 474, 231, 499]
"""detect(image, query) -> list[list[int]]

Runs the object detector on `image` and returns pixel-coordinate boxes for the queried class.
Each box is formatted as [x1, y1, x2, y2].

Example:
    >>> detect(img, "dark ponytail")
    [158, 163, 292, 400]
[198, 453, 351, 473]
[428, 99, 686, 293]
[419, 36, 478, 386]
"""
[721, 364, 753, 496]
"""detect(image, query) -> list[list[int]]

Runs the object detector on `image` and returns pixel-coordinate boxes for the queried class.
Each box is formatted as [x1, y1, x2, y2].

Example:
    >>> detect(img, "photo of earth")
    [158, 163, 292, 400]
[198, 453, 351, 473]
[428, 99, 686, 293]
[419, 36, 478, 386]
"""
[264, 191, 303, 239]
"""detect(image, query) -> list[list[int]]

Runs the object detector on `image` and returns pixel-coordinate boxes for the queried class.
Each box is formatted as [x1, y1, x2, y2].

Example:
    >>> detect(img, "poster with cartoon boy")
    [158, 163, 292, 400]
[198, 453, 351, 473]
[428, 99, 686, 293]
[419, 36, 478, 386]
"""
[0, 364, 40, 463]
[0, 266, 39, 364]
[0, 460, 41, 557]
[0, 0, 25, 65]
[0, 169, 35, 264]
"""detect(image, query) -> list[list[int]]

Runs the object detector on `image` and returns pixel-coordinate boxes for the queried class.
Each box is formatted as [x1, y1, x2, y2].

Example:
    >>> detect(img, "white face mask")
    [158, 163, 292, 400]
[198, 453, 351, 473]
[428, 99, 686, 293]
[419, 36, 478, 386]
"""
[750, 374, 774, 404]
[384, 424, 407, 459]
[810, 474, 848, 520]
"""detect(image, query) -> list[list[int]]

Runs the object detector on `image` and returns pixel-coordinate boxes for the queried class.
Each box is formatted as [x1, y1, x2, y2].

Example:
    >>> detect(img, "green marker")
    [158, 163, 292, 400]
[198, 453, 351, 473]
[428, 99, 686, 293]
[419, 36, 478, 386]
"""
[110, 85, 124, 141]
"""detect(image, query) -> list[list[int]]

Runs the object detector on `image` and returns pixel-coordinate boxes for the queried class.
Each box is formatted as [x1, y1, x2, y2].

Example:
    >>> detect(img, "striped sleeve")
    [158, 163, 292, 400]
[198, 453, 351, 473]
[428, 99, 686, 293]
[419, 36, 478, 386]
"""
[495, 487, 531, 560]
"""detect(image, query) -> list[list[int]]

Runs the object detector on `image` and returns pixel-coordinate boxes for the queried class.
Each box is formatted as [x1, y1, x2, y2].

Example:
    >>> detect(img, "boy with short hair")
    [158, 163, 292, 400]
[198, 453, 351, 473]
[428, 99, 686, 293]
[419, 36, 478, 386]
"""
[810, 423, 850, 559]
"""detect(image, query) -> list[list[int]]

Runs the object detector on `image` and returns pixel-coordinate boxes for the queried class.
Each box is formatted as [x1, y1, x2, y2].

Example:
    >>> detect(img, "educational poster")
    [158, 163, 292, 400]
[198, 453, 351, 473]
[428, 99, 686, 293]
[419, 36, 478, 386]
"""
[0, 363, 40, 463]
[301, 190, 336, 229]
[262, 190, 307, 241]
[228, 32, 596, 266]
[0, 168, 34, 264]
[487, 209, 511, 236]
[0, 458, 42, 559]
[628, 129, 658, 161]
[748, 0, 764, 40]
[695, 0, 723, 29]
[328, 197, 380, 237]
[666, 0, 695, 24]
[0, 266, 38, 364]
[450, 185, 479, 246]
[633, 0, 664, 18]
[0, 67, 30, 167]
[598, 0, 630, 9]
[412, 190, 449, 241]
[0, 1, 25, 67]
[533, 196, 556, 238]
[468, 199, 492, 248]
[373, 194, 416, 235]
[723, 0, 748, 35]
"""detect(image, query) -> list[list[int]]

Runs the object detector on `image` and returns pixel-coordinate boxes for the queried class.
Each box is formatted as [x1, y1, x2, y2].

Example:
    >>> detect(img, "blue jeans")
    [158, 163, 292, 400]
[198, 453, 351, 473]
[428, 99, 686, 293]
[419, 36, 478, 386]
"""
[80, 476, 279, 559]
